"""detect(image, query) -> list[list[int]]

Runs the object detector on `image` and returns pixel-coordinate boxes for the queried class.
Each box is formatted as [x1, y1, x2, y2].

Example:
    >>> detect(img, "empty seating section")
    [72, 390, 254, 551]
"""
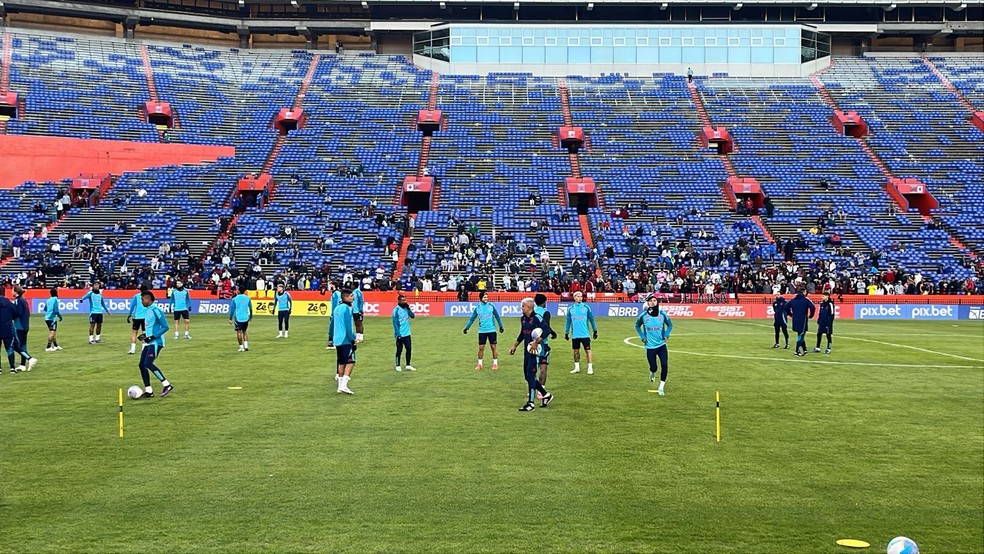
[1, 28, 981, 287]
[569, 75, 766, 263]
[819, 58, 984, 260]
[7, 32, 158, 141]
[409, 74, 576, 279]
[932, 56, 984, 108]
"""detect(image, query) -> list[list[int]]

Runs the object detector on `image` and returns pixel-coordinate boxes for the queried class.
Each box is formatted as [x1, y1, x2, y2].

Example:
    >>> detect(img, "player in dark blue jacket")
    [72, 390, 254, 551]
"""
[508, 298, 553, 412]
[0, 294, 35, 373]
[814, 292, 835, 354]
[785, 288, 816, 356]
[771, 293, 789, 349]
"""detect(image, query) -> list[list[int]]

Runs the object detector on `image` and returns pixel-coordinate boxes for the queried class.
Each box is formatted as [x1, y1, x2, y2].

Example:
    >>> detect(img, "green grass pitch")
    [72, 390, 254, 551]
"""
[1, 315, 981, 553]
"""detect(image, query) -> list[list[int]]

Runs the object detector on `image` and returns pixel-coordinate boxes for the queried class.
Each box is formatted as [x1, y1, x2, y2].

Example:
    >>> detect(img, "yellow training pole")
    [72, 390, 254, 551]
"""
[118, 388, 124, 439]
[715, 391, 721, 443]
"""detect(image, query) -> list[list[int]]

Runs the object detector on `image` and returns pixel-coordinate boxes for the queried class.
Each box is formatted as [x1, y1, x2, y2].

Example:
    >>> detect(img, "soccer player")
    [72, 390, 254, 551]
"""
[169, 280, 192, 339]
[814, 292, 835, 354]
[508, 297, 553, 411]
[634, 294, 673, 396]
[332, 289, 356, 394]
[565, 291, 598, 375]
[81, 282, 109, 344]
[462, 290, 504, 370]
[392, 293, 416, 372]
[273, 283, 293, 338]
[0, 295, 33, 373]
[11, 286, 37, 372]
[127, 284, 150, 355]
[533, 293, 556, 395]
[327, 283, 341, 349]
[44, 287, 64, 352]
[352, 287, 366, 343]
[229, 284, 253, 352]
[785, 286, 816, 357]
[772, 293, 790, 349]
[135, 290, 174, 398]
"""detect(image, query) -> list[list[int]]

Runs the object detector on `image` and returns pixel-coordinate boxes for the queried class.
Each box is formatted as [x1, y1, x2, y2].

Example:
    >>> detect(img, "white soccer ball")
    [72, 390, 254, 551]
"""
[127, 385, 143, 399]
[887, 536, 918, 554]
[531, 328, 543, 341]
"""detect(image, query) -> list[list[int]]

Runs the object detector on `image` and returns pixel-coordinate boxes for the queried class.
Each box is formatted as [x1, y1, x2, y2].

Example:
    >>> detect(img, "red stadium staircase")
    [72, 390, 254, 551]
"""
[558, 80, 603, 277]
[1, 33, 12, 92]
[921, 56, 977, 114]
[688, 81, 740, 212]
[140, 45, 158, 103]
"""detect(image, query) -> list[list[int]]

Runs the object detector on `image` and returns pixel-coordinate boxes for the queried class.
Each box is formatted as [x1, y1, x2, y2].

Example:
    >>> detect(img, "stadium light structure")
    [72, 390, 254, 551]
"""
[587, 2, 594, 10]
[808, 2, 818, 10]
[238, 0, 244, 6]
[513, 1, 520, 8]
[439, 1, 446, 8]
[660, 2, 668, 9]
[362, 1, 368, 7]
[734, 2, 742, 9]
[885, 2, 897, 10]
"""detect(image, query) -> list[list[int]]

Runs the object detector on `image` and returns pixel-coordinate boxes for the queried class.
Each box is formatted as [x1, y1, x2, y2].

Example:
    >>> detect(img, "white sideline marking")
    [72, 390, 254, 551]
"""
[709, 319, 984, 363]
[621, 336, 981, 369]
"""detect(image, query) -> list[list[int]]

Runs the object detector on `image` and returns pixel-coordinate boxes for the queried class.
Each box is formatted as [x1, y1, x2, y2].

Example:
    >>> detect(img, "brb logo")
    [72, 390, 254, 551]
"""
[198, 301, 230, 314]
[909, 305, 955, 320]
[857, 305, 902, 319]
[607, 304, 639, 317]
[705, 305, 746, 317]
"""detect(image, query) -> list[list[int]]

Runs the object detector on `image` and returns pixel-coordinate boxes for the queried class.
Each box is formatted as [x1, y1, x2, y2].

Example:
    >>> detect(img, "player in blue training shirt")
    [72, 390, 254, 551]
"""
[635, 294, 673, 396]
[392, 293, 416, 372]
[44, 287, 64, 352]
[273, 283, 293, 339]
[127, 284, 150, 355]
[565, 291, 598, 375]
[533, 293, 557, 397]
[134, 290, 174, 398]
[814, 292, 835, 354]
[169, 280, 192, 340]
[0, 295, 33, 374]
[352, 287, 366, 343]
[229, 284, 253, 352]
[332, 289, 357, 395]
[462, 290, 505, 370]
[11, 286, 37, 372]
[81, 282, 109, 344]
[772, 293, 790, 349]
[785, 286, 816, 357]
[327, 283, 341, 349]
[508, 298, 553, 411]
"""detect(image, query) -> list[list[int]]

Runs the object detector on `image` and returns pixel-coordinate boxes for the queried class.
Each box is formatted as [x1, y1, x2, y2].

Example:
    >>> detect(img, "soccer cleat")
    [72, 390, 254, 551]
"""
[406, 365, 416, 371]
[45, 347, 54, 352]
[587, 368, 593, 375]
[570, 368, 580, 374]
[340, 387, 354, 395]
[238, 346, 245, 352]
[825, 349, 831, 354]
[783, 344, 789, 349]
[277, 332, 283, 338]
[161, 385, 174, 397]
[474, 364, 482, 371]
[185, 334, 192, 340]
[490, 363, 498, 371]
[10, 367, 19, 374]
[650, 371, 656, 382]
[518, 402, 535, 412]
[814, 348, 821, 353]
[137, 391, 154, 399]
[175, 333, 179, 339]
[14, 365, 26, 373]
[541, 392, 554, 407]
[395, 366, 402, 372]
[95, 338, 102, 343]
[26, 359, 36, 372]
[55, 346, 63, 351]
[658, 389, 665, 397]
[88, 339, 95, 345]
[772, 344, 780, 348]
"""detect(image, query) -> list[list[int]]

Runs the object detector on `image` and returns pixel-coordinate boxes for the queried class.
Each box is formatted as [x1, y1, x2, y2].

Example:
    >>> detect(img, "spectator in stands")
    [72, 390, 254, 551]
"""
[687, 67, 694, 83]
[819, 177, 830, 190]
[336, 39, 344, 54]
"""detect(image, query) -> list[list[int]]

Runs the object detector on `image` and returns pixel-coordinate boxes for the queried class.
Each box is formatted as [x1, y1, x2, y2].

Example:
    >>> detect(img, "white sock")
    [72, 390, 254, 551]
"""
[96, 335, 101, 341]
[130, 342, 135, 349]
[575, 362, 581, 371]
[89, 335, 94, 341]
[477, 359, 483, 366]
[145, 386, 153, 393]
[342, 376, 350, 388]
[175, 332, 179, 338]
[284, 331, 288, 337]
[659, 380, 665, 391]
[244, 341, 249, 349]
[396, 365, 401, 371]
[277, 331, 283, 337]
[588, 363, 593, 371]
[185, 332, 190, 336]
[492, 358, 498, 365]
[356, 333, 363, 342]
[162, 379, 170, 387]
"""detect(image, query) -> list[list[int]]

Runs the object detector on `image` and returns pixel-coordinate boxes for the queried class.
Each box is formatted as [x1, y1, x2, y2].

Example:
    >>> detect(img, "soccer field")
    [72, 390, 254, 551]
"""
[1, 315, 981, 553]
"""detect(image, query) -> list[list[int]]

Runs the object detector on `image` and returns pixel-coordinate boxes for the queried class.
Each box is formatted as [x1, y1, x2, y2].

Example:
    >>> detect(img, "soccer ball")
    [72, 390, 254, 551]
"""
[531, 328, 543, 341]
[528, 328, 543, 355]
[887, 536, 918, 554]
[127, 385, 143, 399]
